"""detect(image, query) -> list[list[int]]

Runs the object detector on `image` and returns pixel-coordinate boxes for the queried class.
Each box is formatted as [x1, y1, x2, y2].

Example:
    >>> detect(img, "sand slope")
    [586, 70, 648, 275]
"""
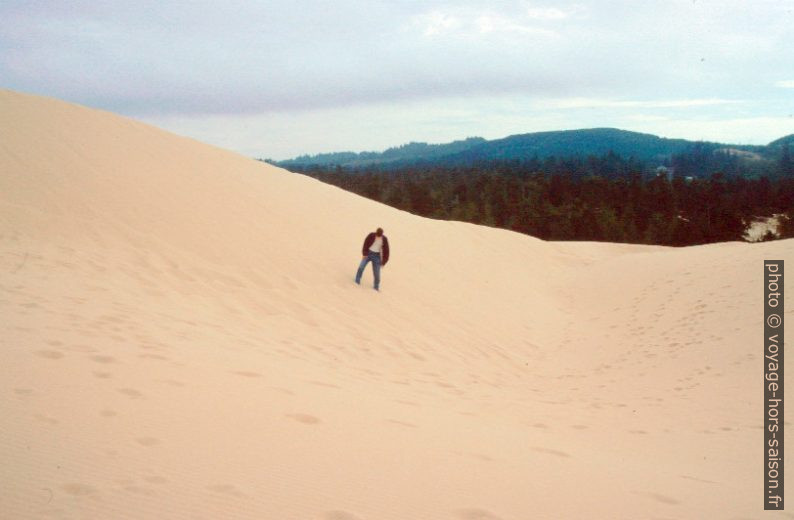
[1, 89, 792, 519]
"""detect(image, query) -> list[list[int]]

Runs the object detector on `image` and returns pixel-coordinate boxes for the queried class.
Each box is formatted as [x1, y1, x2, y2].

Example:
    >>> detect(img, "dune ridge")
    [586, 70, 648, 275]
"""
[1, 89, 791, 519]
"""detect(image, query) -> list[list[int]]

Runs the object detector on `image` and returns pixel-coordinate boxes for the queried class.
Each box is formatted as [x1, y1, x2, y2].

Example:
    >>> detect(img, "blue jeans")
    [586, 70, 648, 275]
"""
[355, 251, 381, 289]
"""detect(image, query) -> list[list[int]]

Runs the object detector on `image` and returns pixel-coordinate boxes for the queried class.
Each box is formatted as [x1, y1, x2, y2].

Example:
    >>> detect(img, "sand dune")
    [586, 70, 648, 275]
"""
[1, 88, 792, 519]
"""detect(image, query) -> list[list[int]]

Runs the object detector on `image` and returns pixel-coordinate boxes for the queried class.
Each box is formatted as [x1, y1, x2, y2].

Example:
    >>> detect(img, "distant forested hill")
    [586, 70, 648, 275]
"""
[277, 137, 486, 168]
[267, 129, 794, 246]
[272, 128, 781, 172]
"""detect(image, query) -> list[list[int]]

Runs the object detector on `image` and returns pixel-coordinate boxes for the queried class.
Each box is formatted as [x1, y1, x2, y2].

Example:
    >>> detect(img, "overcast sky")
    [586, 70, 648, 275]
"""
[2, 0, 793, 159]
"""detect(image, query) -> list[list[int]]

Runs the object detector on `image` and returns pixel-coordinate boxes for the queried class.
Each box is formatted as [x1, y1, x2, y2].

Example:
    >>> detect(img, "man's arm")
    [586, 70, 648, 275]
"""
[362, 233, 374, 256]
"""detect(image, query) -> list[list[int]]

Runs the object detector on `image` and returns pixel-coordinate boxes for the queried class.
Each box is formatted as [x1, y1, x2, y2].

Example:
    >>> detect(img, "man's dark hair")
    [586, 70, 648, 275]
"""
[376, 228, 383, 236]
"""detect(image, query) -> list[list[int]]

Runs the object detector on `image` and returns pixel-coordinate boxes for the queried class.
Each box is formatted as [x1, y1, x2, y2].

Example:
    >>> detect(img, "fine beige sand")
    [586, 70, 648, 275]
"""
[1, 88, 792, 519]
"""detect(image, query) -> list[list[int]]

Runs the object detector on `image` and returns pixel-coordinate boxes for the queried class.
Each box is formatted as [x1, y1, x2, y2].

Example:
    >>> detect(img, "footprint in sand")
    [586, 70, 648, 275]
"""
[264, 386, 294, 395]
[637, 491, 680, 505]
[135, 437, 160, 447]
[531, 446, 570, 458]
[118, 388, 143, 398]
[66, 344, 97, 353]
[34, 414, 59, 426]
[233, 371, 262, 378]
[386, 419, 418, 428]
[35, 350, 64, 359]
[138, 343, 165, 351]
[138, 353, 169, 361]
[61, 483, 97, 496]
[324, 511, 364, 520]
[90, 355, 116, 364]
[286, 413, 321, 425]
[456, 508, 505, 520]
[310, 380, 341, 389]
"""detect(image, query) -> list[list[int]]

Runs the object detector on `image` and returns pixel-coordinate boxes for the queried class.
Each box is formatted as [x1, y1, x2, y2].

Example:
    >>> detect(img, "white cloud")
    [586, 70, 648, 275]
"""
[414, 8, 557, 38]
[541, 97, 744, 110]
[418, 11, 461, 36]
[474, 13, 555, 35]
[775, 80, 794, 88]
[525, 6, 568, 20]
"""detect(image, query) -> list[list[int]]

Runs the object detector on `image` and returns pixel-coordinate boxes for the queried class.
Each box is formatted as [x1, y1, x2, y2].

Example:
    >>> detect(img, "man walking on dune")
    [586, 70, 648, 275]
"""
[355, 227, 390, 291]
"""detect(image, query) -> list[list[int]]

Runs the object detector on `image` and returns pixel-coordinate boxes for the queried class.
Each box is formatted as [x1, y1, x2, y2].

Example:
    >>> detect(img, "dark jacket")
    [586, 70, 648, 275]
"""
[362, 232, 389, 265]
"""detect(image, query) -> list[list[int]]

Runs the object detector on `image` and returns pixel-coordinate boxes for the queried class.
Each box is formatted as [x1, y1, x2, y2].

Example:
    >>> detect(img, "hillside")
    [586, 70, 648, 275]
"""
[281, 137, 487, 168]
[275, 128, 774, 170]
[1, 89, 791, 519]
[769, 134, 794, 153]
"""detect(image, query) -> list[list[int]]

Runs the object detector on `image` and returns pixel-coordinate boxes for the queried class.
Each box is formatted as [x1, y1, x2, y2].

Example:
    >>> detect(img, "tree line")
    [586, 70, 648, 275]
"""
[284, 147, 794, 246]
